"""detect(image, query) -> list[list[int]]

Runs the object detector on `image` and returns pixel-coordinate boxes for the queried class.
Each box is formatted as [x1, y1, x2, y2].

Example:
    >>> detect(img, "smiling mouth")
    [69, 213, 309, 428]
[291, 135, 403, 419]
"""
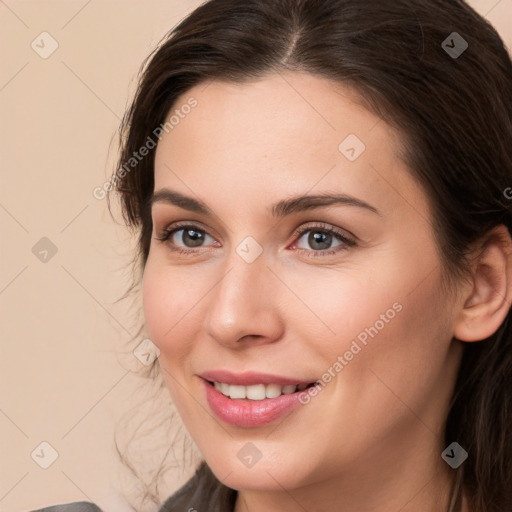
[205, 380, 319, 401]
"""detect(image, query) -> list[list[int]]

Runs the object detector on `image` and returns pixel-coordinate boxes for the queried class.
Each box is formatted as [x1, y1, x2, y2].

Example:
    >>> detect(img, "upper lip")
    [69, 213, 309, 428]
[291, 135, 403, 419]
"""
[199, 370, 317, 386]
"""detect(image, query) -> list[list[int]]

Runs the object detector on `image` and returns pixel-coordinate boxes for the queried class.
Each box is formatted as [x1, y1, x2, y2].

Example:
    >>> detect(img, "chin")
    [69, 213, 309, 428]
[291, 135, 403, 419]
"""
[207, 456, 306, 491]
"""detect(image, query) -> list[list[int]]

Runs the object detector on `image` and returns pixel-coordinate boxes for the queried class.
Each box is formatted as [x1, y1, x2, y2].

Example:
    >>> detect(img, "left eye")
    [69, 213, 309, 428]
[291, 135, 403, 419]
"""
[295, 228, 347, 251]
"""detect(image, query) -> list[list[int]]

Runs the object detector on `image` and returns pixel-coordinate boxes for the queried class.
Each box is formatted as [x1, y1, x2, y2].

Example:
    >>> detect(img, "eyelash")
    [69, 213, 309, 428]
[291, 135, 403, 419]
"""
[155, 221, 356, 258]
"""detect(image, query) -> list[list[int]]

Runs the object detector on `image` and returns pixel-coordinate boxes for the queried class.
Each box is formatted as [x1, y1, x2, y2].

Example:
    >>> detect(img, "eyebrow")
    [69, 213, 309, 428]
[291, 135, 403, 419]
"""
[150, 188, 381, 217]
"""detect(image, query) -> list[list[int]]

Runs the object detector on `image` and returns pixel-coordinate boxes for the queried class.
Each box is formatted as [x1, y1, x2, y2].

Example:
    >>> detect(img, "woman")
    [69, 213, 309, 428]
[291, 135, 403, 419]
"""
[31, 0, 512, 511]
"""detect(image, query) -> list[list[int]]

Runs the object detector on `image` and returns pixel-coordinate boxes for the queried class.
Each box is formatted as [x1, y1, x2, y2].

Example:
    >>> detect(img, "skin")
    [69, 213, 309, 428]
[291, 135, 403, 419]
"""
[141, 71, 482, 511]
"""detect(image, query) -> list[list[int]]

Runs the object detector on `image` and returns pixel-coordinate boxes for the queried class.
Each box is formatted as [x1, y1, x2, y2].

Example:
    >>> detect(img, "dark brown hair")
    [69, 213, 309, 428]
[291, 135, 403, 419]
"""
[108, 1, 512, 511]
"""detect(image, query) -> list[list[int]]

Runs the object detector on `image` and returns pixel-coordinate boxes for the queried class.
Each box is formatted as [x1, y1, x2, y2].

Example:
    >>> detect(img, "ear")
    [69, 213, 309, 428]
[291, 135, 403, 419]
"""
[454, 225, 512, 342]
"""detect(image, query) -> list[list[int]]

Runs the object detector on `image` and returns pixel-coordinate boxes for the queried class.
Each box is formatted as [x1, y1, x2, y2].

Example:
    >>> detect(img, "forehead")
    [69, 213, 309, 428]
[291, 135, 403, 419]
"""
[152, 72, 430, 223]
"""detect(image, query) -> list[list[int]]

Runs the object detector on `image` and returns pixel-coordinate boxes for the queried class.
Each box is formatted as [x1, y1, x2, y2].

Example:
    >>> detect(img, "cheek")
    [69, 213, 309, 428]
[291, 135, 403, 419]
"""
[282, 263, 402, 356]
[142, 263, 167, 344]
[308, 246, 451, 397]
[142, 261, 194, 359]
[326, 272, 452, 427]
[142, 263, 201, 413]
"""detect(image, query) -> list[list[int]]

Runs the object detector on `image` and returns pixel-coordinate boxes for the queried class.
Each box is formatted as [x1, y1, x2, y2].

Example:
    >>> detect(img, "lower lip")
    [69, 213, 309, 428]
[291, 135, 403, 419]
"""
[202, 379, 307, 428]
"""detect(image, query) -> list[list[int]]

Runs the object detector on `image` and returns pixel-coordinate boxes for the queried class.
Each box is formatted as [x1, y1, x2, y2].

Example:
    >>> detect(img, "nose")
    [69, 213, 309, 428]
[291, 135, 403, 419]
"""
[203, 248, 285, 348]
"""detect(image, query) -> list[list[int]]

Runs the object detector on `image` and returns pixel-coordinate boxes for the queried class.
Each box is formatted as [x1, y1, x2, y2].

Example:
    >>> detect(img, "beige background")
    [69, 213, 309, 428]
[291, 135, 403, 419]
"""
[1, 1, 511, 511]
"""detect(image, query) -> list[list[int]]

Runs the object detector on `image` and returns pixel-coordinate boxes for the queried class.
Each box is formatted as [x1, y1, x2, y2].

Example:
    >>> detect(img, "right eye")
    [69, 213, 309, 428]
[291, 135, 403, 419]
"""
[155, 223, 219, 254]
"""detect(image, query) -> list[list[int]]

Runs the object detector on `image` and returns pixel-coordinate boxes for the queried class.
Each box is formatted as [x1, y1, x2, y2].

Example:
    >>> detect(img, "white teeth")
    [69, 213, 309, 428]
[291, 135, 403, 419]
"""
[213, 381, 307, 400]
[229, 385, 246, 399]
[282, 384, 297, 394]
[246, 384, 266, 400]
[265, 383, 282, 399]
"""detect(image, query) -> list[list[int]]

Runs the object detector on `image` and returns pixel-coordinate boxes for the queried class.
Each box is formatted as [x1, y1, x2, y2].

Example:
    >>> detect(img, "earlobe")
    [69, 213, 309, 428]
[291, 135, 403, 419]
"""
[454, 225, 512, 342]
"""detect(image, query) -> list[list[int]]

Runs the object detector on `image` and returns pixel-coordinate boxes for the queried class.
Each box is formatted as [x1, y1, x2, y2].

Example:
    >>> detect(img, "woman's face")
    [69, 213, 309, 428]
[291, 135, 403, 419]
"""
[143, 72, 462, 501]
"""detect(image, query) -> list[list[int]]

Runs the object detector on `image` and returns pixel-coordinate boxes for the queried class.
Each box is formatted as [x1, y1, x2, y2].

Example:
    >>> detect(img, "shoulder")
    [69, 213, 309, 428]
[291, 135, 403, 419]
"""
[27, 502, 104, 512]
